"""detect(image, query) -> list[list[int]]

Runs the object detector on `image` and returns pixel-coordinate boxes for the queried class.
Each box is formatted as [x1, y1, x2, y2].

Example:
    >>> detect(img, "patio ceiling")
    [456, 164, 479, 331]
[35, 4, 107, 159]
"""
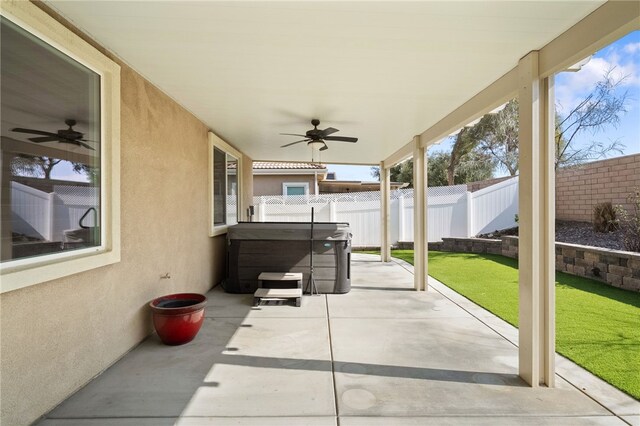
[47, 1, 605, 164]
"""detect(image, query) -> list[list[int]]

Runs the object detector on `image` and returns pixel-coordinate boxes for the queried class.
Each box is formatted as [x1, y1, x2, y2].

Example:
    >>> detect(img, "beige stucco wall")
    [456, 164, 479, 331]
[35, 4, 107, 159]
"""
[253, 174, 317, 196]
[241, 155, 254, 221]
[0, 5, 227, 424]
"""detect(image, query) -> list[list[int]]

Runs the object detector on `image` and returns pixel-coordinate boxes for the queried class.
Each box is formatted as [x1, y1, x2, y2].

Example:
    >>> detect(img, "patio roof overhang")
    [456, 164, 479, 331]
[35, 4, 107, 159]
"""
[45, 0, 612, 165]
[32, 0, 640, 392]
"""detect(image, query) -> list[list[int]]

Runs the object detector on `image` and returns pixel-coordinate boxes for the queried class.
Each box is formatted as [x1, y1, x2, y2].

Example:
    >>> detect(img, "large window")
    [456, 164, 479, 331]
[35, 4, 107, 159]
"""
[209, 132, 241, 235]
[0, 2, 120, 293]
[1, 16, 101, 262]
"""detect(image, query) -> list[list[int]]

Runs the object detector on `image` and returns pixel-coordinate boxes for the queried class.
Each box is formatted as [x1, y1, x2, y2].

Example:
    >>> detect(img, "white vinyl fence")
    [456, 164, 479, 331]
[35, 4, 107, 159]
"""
[12, 176, 517, 246]
[254, 177, 519, 247]
[11, 182, 99, 242]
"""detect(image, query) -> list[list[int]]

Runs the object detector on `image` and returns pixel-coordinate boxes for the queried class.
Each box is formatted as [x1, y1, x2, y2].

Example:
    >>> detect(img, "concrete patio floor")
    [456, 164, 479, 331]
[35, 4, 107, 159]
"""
[39, 254, 639, 425]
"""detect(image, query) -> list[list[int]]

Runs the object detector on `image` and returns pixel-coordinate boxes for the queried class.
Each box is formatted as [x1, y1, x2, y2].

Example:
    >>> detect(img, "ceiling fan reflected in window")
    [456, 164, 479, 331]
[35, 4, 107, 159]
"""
[280, 119, 358, 153]
[12, 119, 96, 150]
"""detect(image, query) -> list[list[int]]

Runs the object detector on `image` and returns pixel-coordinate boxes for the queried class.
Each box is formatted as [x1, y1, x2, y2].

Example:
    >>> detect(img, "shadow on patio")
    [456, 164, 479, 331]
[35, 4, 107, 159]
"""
[38, 254, 633, 425]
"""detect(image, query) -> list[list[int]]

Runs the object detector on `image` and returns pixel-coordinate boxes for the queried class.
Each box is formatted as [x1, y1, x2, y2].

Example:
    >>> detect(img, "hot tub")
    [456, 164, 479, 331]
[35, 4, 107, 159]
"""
[226, 222, 352, 294]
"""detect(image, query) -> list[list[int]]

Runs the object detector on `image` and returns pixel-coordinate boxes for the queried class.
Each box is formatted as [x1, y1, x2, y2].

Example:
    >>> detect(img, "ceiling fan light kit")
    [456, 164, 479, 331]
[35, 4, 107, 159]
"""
[308, 140, 324, 150]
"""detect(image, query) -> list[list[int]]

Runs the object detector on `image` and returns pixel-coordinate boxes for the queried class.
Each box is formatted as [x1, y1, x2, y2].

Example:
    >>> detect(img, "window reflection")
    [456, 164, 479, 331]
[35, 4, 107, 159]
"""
[213, 147, 226, 225]
[1, 16, 101, 262]
[226, 155, 238, 226]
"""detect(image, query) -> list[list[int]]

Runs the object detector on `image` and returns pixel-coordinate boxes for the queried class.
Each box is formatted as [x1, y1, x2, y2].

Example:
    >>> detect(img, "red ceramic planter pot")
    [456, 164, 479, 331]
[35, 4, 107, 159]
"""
[149, 293, 207, 345]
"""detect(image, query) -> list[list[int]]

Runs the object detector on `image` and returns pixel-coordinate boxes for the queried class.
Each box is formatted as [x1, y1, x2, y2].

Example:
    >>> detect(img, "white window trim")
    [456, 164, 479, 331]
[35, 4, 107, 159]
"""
[0, 1, 121, 294]
[282, 182, 310, 196]
[209, 132, 242, 237]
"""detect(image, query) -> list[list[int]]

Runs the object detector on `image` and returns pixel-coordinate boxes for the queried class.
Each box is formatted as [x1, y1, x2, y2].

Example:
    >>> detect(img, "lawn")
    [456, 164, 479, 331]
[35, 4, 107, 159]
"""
[366, 249, 640, 400]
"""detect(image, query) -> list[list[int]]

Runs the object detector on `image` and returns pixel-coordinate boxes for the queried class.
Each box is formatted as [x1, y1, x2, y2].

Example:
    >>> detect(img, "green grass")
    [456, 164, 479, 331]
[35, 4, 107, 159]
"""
[359, 249, 640, 400]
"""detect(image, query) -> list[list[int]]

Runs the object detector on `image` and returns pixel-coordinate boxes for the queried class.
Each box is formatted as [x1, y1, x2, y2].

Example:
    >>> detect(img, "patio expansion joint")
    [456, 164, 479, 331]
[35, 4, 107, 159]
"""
[325, 293, 341, 425]
[336, 413, 625, 418]
[389, 255, 637, 424]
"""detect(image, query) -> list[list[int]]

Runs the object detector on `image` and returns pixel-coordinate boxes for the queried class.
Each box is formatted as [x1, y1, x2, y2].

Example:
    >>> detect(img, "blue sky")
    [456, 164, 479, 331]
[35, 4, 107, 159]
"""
[327, 30, 640, 182]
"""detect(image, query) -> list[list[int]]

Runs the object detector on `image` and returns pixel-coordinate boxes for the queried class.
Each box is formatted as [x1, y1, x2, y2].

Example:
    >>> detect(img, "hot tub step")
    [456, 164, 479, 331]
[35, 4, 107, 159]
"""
[258, 272, 303, 283]
[253, 288, 302, 307]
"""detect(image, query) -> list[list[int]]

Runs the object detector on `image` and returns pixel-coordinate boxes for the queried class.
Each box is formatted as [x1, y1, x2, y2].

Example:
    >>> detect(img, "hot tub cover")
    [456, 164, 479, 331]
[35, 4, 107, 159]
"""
[228, 222, 351, 241]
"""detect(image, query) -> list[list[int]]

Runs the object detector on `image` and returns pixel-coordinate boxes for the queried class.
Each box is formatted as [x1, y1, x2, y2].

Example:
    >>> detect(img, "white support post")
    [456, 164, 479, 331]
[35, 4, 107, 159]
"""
[425, 149, 429, 285]
[329, 200, 337, 222]
[413, 136, 427, 291]
[518, 51, 556, 388]
[380, 161, 391, 262]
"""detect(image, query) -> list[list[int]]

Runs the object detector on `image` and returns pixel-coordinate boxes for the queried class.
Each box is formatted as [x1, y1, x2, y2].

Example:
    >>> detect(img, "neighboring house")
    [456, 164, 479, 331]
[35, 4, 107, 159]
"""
[319, 179, 408, 193]
[252, 162, 407, 196]
[252, 162, 327, 196]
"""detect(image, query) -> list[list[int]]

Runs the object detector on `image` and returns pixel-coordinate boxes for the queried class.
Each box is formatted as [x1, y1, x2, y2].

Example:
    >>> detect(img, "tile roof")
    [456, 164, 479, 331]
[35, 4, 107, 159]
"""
[253, 162, 326, 170]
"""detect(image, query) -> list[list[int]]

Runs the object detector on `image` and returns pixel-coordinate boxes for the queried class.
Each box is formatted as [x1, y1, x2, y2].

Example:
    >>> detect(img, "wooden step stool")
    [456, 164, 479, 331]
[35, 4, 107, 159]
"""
[254, 272, 303, 307]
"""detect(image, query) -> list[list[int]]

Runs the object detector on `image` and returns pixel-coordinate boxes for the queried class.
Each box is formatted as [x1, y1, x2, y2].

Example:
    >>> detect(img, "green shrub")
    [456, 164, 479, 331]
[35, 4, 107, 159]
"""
[593, 202, 618, 233]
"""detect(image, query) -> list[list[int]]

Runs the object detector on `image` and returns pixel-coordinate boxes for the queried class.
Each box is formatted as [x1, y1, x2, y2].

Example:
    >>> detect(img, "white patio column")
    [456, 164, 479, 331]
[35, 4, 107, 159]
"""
[380, 161, 391, 262]
[518, 51, 556, 387]
[413, 136, 427, 291]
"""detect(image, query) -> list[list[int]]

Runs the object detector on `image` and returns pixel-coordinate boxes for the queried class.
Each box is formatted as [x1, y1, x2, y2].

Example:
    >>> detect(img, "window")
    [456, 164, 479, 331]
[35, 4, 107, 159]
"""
[0, 2, 120, 293]
[209, 132, 241, 236]
[283, 182, 309, 196]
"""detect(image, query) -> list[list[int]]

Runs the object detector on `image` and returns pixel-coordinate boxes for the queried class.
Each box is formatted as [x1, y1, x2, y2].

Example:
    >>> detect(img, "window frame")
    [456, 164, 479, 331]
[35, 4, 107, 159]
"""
[282, 182, 310, 196]
[208, 132, 242, 237]
[0, 1, 121, 294]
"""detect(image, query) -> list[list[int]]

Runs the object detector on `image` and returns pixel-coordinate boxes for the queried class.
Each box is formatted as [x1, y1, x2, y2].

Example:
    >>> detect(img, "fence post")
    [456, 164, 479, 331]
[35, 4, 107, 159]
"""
[47, 192, 55, 242]
[466, 191, 473, 237]
[329, 200, 337, 222]
[398, 195, 405, 241]
[258, 197, 266, 222]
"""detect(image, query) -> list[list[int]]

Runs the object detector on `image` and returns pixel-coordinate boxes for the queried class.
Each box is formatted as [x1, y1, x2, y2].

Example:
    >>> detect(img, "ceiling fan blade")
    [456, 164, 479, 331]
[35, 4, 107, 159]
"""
[324, 136, 358, 143]
[55, 136, 95, 150]
[319, 143, 329, 151]
[321, 127, 339, 136]
[280, 139, 310, 148]
[12, 128, 59, 137]
[75, 141, 95, 151]
[28, 136, 59, 143]
[280, 133, 307, 137]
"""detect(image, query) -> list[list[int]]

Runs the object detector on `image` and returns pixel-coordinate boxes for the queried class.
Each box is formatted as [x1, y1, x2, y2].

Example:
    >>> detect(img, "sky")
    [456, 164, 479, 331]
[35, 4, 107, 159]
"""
[327, 30, 640, 182]
[49, 31, 639, 183]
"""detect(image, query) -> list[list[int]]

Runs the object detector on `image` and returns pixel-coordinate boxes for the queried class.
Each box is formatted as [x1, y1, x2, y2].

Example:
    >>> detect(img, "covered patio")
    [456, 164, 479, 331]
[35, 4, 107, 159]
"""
[37, 254, 637, 425]
[1, 1, 639, 424]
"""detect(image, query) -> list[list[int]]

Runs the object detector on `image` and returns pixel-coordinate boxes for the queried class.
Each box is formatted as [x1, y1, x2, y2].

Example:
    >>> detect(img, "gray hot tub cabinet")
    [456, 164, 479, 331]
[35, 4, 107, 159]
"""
[226, 222, 352, 294]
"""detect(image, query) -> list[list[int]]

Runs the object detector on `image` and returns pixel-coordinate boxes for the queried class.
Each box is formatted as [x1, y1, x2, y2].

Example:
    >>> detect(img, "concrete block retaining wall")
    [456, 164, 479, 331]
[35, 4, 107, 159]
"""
[424, 237, 640, 292]
[555, 154, 640, 222]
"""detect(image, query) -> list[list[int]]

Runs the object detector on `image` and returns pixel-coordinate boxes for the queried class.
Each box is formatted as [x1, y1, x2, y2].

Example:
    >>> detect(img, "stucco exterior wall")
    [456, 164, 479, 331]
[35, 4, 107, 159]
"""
[0, 5, 227, 424]
[241, 155, 254, 221]
[556, 154, 640, 222]
[253, 174, 317, 196]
